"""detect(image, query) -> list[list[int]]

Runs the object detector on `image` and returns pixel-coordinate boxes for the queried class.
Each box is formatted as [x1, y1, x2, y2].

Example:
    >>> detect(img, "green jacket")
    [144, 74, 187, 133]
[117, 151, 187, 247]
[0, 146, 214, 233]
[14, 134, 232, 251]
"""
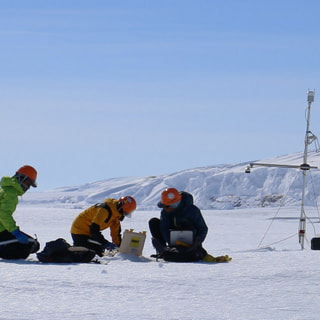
[0, 176, 24, 233]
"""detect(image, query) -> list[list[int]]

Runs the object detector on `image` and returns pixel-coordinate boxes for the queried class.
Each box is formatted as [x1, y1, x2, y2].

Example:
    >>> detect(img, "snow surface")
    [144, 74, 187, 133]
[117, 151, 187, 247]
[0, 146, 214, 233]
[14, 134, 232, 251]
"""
[2, 153, 320, 320]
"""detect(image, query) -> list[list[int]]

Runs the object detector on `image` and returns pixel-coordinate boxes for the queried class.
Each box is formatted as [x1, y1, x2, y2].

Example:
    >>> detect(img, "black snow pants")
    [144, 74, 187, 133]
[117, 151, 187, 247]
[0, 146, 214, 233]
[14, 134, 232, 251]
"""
[71, 233, 104, 257]
[0, 230, 40, 260]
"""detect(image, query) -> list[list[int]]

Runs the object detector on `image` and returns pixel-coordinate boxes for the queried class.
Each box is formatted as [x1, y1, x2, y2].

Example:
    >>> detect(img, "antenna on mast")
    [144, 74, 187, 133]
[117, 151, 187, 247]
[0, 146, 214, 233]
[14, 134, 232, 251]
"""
[304, 90, 320, 152]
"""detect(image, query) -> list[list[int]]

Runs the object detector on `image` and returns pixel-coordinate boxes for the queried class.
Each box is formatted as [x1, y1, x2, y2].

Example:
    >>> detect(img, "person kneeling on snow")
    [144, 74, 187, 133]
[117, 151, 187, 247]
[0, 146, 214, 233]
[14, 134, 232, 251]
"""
[149, 188, 215, 262]
[70, 196, 137, 256]
[0, 165, 40, 260]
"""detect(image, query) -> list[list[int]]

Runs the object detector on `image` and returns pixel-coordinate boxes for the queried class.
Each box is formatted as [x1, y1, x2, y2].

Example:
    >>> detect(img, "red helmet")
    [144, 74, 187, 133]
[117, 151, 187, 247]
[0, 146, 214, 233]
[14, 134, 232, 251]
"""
[16, 165, 37, 187]
[158, 188, 182, 208]
[118, 196, 136, 215]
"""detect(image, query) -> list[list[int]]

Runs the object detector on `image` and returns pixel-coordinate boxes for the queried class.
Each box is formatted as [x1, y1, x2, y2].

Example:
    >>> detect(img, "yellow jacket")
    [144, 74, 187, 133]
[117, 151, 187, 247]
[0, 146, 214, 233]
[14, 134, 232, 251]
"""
[70, 199, 122, 246]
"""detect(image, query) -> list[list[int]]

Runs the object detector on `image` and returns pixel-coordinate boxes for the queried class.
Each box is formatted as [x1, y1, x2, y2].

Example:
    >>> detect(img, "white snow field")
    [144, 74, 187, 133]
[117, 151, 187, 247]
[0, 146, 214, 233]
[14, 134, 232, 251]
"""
[1, 205, 320, 320]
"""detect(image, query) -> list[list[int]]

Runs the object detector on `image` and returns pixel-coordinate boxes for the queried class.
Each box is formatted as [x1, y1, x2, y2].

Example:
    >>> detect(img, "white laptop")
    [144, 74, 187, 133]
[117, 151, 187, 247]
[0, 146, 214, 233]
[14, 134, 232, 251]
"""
[170, 230, 194, 246]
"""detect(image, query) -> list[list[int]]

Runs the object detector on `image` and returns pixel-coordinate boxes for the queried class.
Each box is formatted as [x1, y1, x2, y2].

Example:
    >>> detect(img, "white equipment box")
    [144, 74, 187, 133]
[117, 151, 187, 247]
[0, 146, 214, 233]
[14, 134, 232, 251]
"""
[119, 229, 146, 256]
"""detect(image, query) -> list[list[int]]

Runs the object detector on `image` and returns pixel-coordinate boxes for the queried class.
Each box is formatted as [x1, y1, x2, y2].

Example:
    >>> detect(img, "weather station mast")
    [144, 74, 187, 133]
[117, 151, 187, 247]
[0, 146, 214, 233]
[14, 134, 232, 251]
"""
[298, 90, 317, 249]
[246, 90, 319, 249]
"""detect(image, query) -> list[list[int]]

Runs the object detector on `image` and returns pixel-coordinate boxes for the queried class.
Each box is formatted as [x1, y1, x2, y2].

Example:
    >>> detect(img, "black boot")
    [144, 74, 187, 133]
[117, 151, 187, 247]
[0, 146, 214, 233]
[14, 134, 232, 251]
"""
[151, 237, 167, 259]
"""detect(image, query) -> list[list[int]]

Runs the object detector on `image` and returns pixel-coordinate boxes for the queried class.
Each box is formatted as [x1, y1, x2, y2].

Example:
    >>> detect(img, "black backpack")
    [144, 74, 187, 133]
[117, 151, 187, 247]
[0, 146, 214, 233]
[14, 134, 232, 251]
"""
[37, 238, 96, 263]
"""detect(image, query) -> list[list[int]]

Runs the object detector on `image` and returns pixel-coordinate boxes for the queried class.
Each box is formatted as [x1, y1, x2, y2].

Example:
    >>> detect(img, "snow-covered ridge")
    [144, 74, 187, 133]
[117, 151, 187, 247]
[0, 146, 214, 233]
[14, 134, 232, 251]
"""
[23, 151, 320, 210]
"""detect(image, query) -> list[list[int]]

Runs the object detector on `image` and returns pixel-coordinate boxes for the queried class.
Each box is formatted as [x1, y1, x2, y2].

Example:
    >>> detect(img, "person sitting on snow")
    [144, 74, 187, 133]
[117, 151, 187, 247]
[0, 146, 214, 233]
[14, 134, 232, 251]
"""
[149, 188, 227, 263]
[70, 196, 137, 256]
[0, 165, 40, 260]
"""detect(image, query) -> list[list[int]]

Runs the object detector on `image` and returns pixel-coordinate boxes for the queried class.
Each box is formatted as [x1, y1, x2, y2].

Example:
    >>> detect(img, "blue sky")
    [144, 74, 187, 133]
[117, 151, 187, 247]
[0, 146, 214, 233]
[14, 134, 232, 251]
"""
[1, 0, 320, 191]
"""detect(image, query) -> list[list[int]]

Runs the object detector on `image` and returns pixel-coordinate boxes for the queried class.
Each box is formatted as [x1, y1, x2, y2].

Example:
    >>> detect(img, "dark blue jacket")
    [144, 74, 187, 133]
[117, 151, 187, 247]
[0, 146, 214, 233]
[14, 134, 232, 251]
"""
[160, 191, 208, 245]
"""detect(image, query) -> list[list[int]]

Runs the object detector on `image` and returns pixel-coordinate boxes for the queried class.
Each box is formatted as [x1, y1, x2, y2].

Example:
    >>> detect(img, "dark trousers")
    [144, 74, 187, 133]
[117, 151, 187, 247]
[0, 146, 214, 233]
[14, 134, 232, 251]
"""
[149, 217, 166, 246]
[71, 233, 104, 256]
[0, 230, 39, 260]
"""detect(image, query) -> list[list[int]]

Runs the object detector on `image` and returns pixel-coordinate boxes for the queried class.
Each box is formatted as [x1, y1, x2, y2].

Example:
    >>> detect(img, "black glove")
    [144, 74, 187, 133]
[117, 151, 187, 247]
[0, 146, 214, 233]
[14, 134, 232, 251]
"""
[166, 247, 179, 253]
[90, 223, 108, 245]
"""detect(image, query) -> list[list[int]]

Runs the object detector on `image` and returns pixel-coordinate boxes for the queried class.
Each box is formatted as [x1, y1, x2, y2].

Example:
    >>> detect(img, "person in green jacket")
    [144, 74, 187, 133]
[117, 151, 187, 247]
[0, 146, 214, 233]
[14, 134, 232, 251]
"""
[0, 165, 40, 259]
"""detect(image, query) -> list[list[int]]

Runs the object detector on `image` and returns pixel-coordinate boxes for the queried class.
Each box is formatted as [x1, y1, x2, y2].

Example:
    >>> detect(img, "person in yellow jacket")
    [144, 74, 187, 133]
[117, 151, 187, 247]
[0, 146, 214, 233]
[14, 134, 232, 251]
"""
[71, 196, 136, 256]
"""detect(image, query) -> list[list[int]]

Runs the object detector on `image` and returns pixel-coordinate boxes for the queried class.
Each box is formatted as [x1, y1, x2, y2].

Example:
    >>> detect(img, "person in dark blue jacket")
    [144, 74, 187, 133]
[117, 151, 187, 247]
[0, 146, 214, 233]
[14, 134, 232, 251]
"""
[149, 188, 210, 262]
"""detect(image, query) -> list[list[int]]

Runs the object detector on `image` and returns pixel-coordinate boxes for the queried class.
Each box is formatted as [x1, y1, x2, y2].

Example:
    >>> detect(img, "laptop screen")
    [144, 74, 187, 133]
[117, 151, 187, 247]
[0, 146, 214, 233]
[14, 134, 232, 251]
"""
[170, 230, 194, 246]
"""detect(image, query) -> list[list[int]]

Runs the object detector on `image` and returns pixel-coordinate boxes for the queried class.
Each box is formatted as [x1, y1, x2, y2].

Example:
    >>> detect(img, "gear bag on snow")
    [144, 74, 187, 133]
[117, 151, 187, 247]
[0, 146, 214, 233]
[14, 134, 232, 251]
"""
[37, 238, 96, 263]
